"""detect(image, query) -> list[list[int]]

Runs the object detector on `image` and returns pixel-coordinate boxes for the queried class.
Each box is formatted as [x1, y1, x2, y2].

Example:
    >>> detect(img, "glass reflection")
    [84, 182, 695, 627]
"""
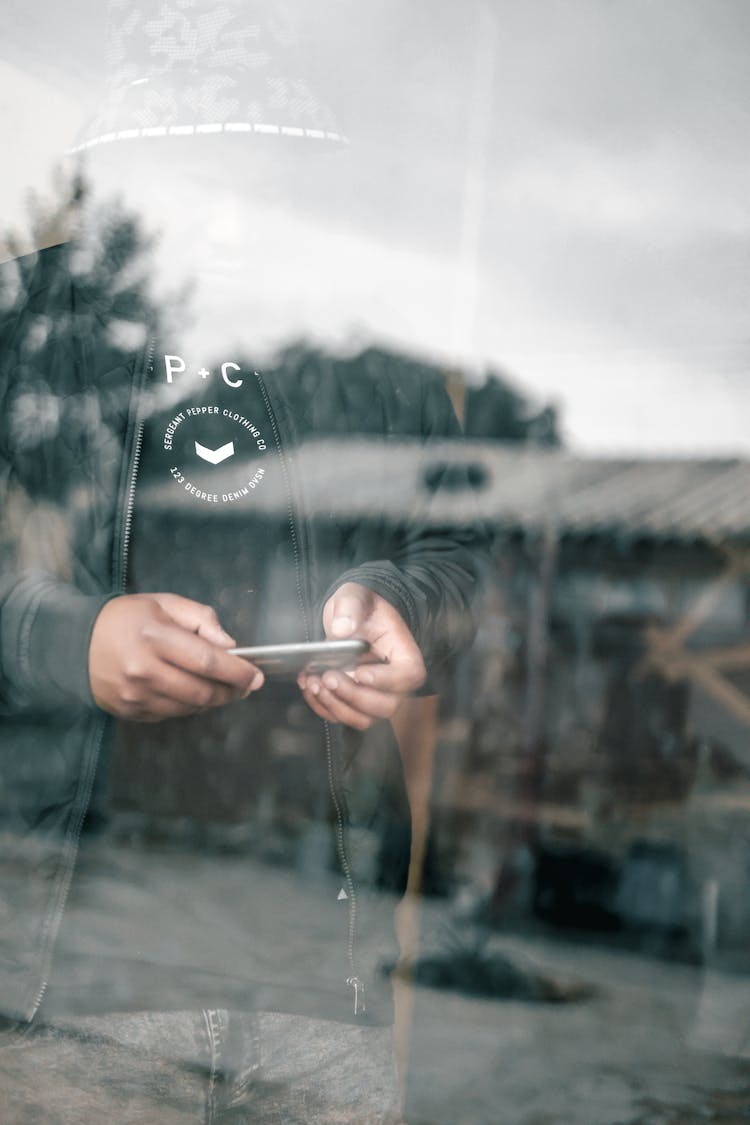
[2, 3, 750, 1124]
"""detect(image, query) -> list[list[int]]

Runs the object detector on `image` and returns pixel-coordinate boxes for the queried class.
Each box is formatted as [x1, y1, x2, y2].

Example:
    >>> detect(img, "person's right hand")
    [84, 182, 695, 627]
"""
[88, 593, 263, 722]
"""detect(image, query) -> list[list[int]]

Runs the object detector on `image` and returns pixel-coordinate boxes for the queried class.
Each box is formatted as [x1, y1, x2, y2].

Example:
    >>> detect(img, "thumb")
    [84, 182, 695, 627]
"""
[326, 583, 371, 638]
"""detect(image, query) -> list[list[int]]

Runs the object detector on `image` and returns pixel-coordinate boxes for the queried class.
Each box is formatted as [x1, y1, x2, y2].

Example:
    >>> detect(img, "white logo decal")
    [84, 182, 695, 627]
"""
[164, 355, 186, 383]
[195, 440, 235, 465]
[164, 405, 267, 505]
[221, 361, 243, 388]
[163, 354, 244, 389]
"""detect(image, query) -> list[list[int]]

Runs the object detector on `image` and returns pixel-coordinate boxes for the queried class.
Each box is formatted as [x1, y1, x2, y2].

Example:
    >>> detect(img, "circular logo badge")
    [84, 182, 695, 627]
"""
[163, 403, 269, 505]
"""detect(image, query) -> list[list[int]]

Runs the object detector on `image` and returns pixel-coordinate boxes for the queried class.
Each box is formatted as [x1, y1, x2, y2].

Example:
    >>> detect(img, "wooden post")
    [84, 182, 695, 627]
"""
[390, 694, 441, 1109]
[521, 526, 559, 842]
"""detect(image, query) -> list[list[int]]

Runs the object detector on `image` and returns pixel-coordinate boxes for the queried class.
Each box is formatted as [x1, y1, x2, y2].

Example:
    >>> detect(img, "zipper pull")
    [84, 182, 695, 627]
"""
[347, 975, 366, 1016]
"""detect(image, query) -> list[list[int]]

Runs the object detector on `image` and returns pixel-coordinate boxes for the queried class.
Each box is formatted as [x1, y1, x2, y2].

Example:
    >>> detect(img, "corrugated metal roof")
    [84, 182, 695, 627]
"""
[441, 447, 750, 540]
[136, 440, 750, 541]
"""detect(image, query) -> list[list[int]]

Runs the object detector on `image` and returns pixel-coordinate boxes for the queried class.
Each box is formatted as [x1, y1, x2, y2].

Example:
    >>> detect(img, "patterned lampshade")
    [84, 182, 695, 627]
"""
[70, 0, 346, 154]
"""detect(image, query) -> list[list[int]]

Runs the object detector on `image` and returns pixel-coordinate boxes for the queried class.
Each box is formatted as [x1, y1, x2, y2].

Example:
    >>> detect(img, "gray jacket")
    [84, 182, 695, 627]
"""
[0, 243, 483, 1024]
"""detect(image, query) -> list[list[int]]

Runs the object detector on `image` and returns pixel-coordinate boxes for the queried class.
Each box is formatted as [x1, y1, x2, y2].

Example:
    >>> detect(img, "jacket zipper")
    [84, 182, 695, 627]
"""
[28, 340, 155, 1022]
[119, 420, 145, 590]
[324, 722, 366, 1015]
[254, 371, 365, 1018]
[118, 338, 155, 590]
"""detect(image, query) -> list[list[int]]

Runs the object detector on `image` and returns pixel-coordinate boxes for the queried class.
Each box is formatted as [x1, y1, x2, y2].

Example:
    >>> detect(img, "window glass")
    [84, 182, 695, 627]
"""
[2, 4, 750, 1122]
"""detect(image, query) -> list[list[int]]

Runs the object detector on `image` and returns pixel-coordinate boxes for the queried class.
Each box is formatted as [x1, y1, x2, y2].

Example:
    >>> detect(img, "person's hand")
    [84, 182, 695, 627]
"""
[88, 593, 264, 722]
[297, 582, 426, 731]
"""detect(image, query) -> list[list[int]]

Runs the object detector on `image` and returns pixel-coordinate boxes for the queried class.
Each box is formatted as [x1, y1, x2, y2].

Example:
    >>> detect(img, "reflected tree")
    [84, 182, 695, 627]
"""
[465, 370, 561, 446]
[0, 170, 173, 504]
[0, 169, 178, 593]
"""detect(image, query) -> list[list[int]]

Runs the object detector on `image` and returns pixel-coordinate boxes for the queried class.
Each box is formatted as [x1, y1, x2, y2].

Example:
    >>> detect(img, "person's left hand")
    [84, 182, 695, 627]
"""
[297, 582, 426, 730]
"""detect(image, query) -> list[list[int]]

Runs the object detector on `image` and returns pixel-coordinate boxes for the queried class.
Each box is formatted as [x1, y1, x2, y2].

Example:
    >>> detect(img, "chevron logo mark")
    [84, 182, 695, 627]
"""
[195, 440, 235, 465]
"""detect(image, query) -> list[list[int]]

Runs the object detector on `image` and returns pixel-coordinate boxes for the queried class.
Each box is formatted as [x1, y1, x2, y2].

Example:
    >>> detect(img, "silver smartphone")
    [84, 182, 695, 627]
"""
[228, 639, 370, 677]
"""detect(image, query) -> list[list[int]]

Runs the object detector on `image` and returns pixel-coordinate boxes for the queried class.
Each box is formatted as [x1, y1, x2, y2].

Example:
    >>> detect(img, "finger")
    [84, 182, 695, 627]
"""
[152, 623, 263, 692]
[320, 671, 400, 720]
[314, 682, 375, 731]
[121, 660, 261, 718]
[127, 687, 237, 722]
[300, 677, 365, 726]
[349, 658, 425, 695]
[324, 583, 372, 639]
[300, 683, 340, 724]
[146, 663, 251, 710]
[127, 690, 232, 722]
[151, 594, 236, 647]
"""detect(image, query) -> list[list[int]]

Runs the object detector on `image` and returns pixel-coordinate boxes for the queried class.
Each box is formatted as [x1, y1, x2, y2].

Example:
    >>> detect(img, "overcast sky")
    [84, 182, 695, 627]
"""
[2, 0, 749, 456]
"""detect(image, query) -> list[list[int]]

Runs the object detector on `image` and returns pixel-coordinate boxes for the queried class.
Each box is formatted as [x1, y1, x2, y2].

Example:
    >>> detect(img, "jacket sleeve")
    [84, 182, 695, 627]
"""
[0, 569, 112, 716]
[0, 249, 113, 717]
[323, 371, 489, 672]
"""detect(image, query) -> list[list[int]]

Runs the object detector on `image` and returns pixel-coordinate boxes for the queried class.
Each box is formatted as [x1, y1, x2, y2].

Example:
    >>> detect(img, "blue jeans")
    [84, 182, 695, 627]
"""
[0, 1009, 399, 1123]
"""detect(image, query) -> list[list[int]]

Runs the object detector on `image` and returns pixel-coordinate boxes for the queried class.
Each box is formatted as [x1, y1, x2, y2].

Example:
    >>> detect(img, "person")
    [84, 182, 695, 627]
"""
[0, 238, 483, 1125]
[0, 5, 484, 1121]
